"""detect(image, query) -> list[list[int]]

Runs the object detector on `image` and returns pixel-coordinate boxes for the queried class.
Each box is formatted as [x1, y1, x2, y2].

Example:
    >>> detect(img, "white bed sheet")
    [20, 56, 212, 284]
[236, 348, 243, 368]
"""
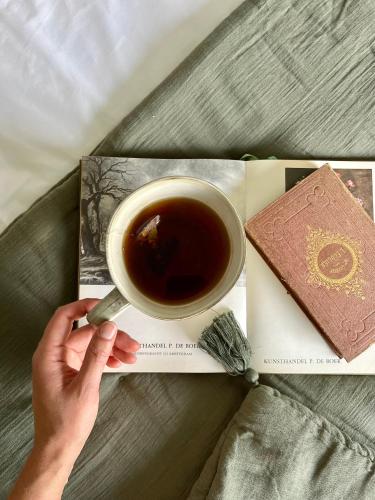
[0, 0, 243, 233]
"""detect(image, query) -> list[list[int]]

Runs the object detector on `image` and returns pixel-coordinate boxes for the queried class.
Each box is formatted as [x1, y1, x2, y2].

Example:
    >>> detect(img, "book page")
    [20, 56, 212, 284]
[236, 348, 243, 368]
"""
[246, 159, 375, 374]
[79, 156, 246, 373]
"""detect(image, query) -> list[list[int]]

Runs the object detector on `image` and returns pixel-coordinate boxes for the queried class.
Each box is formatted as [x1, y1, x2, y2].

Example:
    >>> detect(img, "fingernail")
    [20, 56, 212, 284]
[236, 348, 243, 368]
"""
[99, 322, 117, 340]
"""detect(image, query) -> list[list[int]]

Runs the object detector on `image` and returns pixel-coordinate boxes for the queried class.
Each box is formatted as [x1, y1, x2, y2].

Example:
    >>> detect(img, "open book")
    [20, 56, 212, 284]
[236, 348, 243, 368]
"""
[79, 156, 375, 374]
[79, 156, 246, 373]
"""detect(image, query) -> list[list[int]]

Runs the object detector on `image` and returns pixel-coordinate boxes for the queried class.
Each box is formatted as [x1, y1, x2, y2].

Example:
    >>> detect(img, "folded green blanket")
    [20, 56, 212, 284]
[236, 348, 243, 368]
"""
[2, 0, 375, 498]
[189, 385, 375, 499]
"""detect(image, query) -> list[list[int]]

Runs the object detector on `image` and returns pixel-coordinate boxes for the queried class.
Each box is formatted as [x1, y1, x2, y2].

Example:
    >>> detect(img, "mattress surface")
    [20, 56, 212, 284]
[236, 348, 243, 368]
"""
[0, 0, 242, 232]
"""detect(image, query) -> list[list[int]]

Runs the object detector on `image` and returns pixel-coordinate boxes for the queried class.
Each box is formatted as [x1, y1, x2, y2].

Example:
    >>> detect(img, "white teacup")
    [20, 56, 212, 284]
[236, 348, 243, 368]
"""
[87, 176, 245, 324]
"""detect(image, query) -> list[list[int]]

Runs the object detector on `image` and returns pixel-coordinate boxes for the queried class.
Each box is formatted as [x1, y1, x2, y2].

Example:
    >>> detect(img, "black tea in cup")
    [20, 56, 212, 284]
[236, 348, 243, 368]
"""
[123, 197, 230, 305]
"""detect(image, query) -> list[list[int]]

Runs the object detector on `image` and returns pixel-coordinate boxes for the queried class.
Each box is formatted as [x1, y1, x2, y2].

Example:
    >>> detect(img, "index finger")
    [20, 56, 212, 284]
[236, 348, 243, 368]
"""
[40, 298, 100, 351]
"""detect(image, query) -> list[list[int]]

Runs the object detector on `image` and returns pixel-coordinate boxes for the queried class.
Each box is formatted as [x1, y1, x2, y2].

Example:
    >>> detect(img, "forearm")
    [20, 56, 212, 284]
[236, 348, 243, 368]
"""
[10, 302, 127, 498]
[9, 442, 77, 500]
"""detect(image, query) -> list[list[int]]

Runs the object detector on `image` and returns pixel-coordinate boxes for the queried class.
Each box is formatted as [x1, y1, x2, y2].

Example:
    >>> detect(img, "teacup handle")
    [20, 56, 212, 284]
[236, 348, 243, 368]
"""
[86, 287, 130, 325]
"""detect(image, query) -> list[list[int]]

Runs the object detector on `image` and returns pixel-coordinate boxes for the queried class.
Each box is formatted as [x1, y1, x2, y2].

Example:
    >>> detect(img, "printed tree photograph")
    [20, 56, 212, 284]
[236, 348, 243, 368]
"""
[80, 157, 133, 284]
[285, 167, 373, 218]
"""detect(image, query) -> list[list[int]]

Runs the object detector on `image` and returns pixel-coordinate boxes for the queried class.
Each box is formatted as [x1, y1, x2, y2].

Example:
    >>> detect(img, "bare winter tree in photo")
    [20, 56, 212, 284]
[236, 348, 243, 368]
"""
[80, 157, 133, 284]
[81, 158, 132, 257]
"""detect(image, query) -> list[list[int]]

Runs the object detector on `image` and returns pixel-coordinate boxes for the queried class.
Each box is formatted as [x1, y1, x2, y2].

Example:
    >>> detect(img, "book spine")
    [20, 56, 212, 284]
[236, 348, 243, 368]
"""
[77, 163, 83, 300]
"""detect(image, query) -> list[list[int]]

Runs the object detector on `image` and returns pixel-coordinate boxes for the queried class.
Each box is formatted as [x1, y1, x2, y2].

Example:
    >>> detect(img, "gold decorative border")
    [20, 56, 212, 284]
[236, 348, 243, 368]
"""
[306, 227, 365, 299]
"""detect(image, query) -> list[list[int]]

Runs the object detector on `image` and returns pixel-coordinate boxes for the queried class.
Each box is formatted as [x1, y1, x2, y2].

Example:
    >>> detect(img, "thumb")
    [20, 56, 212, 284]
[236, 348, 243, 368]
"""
[77, 321, 117, 390]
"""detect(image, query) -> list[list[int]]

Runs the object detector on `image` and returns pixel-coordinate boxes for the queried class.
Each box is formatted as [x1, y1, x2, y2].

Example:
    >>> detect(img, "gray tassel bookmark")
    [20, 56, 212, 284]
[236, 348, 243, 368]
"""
[198, 311, 259, 386]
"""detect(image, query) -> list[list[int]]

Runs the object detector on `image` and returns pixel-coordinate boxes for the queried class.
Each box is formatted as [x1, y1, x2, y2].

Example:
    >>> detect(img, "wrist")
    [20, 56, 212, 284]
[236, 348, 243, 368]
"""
[9, 440, 78, 500]
[32, 436, 79, 473]
[31, 449, 72, 491]
[29, 439, 78, 490]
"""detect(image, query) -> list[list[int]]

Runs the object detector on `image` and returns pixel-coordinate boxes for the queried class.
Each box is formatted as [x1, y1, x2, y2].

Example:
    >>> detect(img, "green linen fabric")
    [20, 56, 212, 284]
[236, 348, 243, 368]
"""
[188, 385, 375, 499]
[2, 0, 375, 498]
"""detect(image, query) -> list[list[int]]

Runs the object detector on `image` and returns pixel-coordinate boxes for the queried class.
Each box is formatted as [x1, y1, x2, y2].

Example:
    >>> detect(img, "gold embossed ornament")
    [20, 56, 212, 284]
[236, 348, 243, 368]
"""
[306, 227, 365, 299]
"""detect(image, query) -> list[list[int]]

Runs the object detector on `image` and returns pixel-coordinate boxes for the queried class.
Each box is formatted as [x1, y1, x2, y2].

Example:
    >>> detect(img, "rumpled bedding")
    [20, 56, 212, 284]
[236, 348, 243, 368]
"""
[189, 385, 375, 499]
[2, 0, 375, 498]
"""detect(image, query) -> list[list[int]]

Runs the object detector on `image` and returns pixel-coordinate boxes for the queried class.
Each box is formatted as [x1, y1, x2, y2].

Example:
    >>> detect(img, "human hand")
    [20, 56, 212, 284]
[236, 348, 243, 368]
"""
[10, 298, 139, 500]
